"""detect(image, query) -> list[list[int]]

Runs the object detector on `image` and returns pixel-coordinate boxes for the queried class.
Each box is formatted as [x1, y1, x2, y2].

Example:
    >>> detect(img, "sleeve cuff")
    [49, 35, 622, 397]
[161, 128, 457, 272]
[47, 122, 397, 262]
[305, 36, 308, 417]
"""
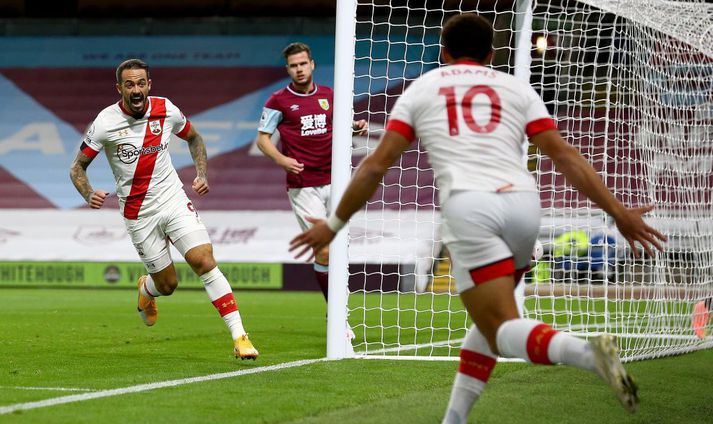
[526, 117, 557, 137]
[385, 119, 416, 142]
[175, 120, 192, 139]
[80, 142, 99, 159]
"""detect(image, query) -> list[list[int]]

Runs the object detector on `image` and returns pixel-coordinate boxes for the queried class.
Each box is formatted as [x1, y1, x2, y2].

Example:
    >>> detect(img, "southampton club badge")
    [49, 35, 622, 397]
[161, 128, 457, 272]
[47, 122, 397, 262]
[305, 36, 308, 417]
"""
[318, 98, 330, 111]
[149, 120, 162, 135]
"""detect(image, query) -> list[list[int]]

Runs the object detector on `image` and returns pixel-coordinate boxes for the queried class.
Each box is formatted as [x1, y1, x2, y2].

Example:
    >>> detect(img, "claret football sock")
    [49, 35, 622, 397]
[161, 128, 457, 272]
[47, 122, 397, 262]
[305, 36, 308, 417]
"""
[314, 262, 329, 301]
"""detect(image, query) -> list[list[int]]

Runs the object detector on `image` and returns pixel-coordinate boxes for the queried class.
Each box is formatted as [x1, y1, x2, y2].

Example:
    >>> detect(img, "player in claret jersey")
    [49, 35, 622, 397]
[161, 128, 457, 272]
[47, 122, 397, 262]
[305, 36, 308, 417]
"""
[69, 59, 258, 360]
[256, 42, 366, 332]
[290, 14, 667, 421]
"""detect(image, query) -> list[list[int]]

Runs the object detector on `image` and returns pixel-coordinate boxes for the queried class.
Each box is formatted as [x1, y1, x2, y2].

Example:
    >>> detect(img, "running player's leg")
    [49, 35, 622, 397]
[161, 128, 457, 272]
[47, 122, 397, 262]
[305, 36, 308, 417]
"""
[168, 201, 257, 359]
[288, 185, 330, 301]
[442, 323, 496, 424]
[442, 191, 637, 423]
[126, 213, 178, 326]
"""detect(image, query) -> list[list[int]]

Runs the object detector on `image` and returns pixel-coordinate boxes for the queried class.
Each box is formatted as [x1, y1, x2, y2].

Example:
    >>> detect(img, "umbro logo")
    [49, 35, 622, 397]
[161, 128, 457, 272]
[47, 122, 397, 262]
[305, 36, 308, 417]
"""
[290, 104, 300, 111]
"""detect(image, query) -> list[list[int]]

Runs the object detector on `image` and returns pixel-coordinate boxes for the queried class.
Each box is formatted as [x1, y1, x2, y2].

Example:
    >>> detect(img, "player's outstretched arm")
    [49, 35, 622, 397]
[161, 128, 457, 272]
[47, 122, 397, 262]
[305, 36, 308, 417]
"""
[290, 130, 410, 259]
[530, 129, 667, 257]
[256, 131, 304, 174]
[180, 125, 210, 195]
[69, 150, 107, 209]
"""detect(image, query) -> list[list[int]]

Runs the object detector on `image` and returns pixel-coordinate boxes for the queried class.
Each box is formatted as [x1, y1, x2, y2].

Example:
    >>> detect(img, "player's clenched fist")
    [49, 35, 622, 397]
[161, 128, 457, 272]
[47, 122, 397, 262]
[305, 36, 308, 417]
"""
[192, 176, 210, 195]
[89, 190, 108, 209]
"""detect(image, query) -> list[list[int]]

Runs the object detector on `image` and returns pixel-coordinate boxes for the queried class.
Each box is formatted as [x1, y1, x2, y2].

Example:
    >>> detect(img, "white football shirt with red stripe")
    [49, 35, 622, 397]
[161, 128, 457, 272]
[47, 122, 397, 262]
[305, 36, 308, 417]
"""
[386, 60, 557, 203]
[80, 96, 192, 219]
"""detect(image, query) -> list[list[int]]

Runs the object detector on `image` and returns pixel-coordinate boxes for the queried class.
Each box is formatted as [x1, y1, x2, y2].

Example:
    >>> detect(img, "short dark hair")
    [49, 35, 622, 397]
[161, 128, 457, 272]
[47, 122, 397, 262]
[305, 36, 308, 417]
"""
[441, 14, 494, 62]
[282, 42, 313, 61]
[116, 59, 150, 83]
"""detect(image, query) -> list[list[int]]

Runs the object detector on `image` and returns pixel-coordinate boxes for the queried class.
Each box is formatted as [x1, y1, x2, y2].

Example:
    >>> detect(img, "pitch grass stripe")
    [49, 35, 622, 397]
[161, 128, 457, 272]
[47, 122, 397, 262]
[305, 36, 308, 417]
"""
[0, 386, 95, 392]
[0, 358, 325, 415]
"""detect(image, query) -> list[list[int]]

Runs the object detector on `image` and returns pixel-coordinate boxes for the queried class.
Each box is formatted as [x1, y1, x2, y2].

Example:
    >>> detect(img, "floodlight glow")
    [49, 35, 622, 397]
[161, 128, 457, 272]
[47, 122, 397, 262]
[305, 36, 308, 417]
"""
[535, 35, 548, 55]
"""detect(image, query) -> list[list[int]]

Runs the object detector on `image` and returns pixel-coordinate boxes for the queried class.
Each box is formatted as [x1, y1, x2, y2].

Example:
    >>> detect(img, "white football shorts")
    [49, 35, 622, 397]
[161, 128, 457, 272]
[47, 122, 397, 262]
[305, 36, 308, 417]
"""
[441, 190, 541, 294]
[287, 184, 331, 231]
[124, 191, 210, 273]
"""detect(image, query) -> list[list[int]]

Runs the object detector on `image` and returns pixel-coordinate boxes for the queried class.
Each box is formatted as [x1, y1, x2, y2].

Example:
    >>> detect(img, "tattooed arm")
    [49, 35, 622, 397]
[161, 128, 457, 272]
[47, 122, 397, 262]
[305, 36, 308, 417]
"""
[69, 151, 107, 209]
[180, 125, 210, 195]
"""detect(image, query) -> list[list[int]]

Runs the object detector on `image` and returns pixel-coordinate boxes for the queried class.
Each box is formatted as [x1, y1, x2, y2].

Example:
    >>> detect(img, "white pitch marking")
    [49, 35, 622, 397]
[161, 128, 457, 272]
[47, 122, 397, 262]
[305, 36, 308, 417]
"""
[0, 386, 95, 392]
[0, 358, 326, 415]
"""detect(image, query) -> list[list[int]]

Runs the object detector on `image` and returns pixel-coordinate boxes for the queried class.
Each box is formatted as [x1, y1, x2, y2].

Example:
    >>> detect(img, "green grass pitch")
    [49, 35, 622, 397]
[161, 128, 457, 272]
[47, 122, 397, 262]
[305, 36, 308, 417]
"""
[0, 288, 711, 423]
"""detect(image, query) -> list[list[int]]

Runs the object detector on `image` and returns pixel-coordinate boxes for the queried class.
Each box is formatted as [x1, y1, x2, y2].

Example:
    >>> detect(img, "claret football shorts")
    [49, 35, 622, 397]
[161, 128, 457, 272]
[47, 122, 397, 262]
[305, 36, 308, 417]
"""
[441, 190, 541, 294]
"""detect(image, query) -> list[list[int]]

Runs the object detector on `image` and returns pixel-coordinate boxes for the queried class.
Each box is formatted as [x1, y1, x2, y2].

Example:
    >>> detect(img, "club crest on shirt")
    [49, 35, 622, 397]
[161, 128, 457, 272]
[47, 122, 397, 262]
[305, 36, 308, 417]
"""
[149, 120, 162, 135]
[318, 99, 330, 111]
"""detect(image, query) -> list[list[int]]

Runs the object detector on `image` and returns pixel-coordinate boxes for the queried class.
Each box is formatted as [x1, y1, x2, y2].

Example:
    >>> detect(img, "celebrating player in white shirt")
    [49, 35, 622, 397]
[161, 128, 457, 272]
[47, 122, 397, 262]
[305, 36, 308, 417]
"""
[70, 59, 258, 360]
[291, 14, 666, 421]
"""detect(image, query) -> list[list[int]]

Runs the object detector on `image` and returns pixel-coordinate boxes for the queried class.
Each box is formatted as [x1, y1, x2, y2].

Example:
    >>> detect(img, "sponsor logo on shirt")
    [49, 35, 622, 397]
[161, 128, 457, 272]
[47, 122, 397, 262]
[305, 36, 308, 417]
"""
[318, 99, 330, 110]
[290, 104, 300, 111]
[300, 113, 328, 136]
[116, 142, 169, 164]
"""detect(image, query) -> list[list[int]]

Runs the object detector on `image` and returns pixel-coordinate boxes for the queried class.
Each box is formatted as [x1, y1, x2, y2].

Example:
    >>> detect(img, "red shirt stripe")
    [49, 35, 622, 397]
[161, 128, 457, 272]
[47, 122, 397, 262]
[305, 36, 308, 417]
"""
[526, 117, 557, 137]
[175, 120, 192, 139]
[469, 257, 515, 285]
[211, 293, 239, 317]
[123, 98, 167, 220]
[459, 349, 497, 382]
[526, 323, 557, 364]
[385, 119, 416, 142]
[80, 142, 99, 159]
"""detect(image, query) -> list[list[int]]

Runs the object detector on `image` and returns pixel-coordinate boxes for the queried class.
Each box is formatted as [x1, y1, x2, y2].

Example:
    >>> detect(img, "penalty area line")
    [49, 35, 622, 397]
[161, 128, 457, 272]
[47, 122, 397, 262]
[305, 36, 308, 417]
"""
[0, 358, 326, 415]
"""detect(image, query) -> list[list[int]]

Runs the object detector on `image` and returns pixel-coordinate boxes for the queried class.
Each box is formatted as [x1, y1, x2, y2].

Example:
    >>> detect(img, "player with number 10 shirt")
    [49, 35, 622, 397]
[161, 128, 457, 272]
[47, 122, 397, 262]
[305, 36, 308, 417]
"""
[291, 13, 666, 422]
[387, 58, 556, 202]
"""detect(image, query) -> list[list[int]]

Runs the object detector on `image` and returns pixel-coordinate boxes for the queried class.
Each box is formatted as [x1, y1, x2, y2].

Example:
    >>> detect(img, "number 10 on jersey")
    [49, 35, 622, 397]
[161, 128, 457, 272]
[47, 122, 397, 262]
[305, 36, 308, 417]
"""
[438, 85, 502, 136]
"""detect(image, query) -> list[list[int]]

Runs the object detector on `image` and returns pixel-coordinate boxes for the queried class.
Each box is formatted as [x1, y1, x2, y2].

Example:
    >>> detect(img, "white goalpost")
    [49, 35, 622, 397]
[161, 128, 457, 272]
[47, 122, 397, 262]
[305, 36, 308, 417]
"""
[329, 0, 713, 362]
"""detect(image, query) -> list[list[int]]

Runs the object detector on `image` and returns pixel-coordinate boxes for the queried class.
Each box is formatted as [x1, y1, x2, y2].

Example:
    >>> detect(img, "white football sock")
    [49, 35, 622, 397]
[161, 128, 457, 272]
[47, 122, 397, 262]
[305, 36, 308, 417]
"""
[140, 275, 162, 298]
[547, 332, 596, 372]
[200, 267, 246, 339]
[442, 325, 497, 424]
[496, 318, 595, 372]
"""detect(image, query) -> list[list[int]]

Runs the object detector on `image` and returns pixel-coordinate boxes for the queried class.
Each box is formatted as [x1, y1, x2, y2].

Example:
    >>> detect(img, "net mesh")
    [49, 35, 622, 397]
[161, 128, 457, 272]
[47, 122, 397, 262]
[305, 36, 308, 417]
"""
[346, 0, 713, 361]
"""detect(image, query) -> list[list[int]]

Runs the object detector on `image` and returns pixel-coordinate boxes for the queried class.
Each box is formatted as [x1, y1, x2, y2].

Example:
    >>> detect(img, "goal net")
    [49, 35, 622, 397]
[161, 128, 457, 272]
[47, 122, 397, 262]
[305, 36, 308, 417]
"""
[331, 0, 713, 361]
